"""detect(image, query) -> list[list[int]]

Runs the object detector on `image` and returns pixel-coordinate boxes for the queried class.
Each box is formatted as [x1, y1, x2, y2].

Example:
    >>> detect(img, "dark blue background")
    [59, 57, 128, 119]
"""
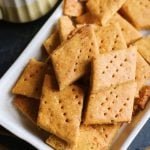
[0, 2, 149, 150]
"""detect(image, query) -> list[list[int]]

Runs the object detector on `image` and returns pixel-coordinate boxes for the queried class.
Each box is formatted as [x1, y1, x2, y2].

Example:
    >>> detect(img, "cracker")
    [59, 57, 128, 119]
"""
[51, 25, 99, 90]
[110, 13, 141, 44]
[134, 35, 150, 64]
[13, 95, 40, 123]
[43, 29, 60, 55]
[12, 59, 47, 99]
[121, 0, 150, 29]
[37, 75, 84, 144]
[92, 124, 120, 149]
[84, 81, 137, 124]
[46, 134, 72, 150]
[58, 16, 75, 41]
[86, 0, 126, 25]
[46, 124, 119, 150]
[76, 13, 141, 45]
[94, 23, 127, 53]
[63, 0, 84, 17]
[91, 47, 137, 92]
[136, 53, 150, 96]
[76, 13, 100, 24]
[136, 86, 150, 109]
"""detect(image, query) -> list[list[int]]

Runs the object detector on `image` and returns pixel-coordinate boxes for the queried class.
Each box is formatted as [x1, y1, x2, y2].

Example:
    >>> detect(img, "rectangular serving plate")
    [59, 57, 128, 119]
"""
[0, 3, 150, 150]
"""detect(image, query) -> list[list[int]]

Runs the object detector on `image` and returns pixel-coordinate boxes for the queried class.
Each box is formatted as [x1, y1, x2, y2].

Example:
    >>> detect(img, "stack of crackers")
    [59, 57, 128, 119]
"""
[12, 0, 150, 149]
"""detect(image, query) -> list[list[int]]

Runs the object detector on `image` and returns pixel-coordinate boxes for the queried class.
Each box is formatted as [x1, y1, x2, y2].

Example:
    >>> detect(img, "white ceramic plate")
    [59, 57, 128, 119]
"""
[0, 3, 149, 150]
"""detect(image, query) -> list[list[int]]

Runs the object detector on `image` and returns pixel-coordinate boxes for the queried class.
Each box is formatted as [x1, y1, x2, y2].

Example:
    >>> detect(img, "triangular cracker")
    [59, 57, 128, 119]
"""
[86, 0, 126, 25]
[84, 81, 137, 124]
[63, 0, 84, 17]
[136, 53, 150, 96]
[94, 23, 127, 53]
[37, 75, 84, 144]
[91, 47, 137, 92]
[13, 95, 40, 123]
[43, 29, 60, 55]
[109, 13, 141, 44]
[46, 124, 120, 150]
[51, 25, 99, 90]
[121, 0, 150, 29]
[58, 16, 75, 41]
[12, 59, 47, 99]
[134, 35, 150, 64]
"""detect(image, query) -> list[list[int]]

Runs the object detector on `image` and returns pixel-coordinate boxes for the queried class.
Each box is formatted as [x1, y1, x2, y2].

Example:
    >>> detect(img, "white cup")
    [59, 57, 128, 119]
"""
[0, 0, 58, 23]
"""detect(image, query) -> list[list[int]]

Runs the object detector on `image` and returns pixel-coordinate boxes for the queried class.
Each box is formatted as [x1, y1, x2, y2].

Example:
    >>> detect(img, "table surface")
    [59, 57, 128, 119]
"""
[0, 2, 150, 150]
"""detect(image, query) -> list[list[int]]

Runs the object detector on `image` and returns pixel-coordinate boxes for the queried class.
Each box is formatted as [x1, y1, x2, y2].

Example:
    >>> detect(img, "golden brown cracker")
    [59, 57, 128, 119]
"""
[46, 124, 120, 150]
[134, 35, 150, 64]
[91, 47, 137, 92]
[136, 86, 150, 109]
[92, 124, 120, 149]
[37, 75, 84, 144]
[76, 13, 100, 24]
[58, 16, 75, 41]
[86, 0, 126, 25]
[13, 95, 40, 123]
[43, 29, 60, 55]
[94, 23, 127, 53]
[12, 59, 47, 99]
[136, 53, 150, 96]
[63, 0, 84, 17]
[74, 125, 119, 150]
[84, 81, 137, 125]
[110, 13, 141, 44]
[51, 25, 99, 90]
[76, 13, 141, 45]
[121, 0, 150, 29]
[46, 134, 71, 150]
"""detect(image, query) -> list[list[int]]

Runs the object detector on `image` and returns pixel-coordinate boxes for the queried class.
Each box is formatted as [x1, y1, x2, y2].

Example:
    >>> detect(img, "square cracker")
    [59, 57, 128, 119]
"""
[58, 16, 75, 41]
[135, 53, 150, 96]
[13, 95, 40, 123]
[91, 46, 137, 92]
[86, 0, 126, 25]
[134, 35, 150, 64]
[93, 23, 127, 53]
[63, 0, 84, 17]
[84, 81, 137, 125]
[76, 13, 141, 45]
[37, 75, 84, 144]
[12, 59, 47, 99]
[51, 25, 99, 90]
[47, 134, 71, 150]
[43, 29, 60, 55]
[76, 13, 100, 24]
[109, 13, 141, 45]
[46, 124, 120, 150]
[121, 0, 150, 29]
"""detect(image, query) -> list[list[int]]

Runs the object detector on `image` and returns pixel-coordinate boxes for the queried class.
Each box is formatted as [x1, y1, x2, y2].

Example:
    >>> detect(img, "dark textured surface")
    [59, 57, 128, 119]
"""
[128, 119, 150, 150]
[0, 13, 49, 78]
[0, 3, 150, 150]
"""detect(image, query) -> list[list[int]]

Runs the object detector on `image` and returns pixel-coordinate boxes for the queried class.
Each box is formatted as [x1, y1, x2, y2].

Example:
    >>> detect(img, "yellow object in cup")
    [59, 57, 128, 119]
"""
[0, 0, 58, 23]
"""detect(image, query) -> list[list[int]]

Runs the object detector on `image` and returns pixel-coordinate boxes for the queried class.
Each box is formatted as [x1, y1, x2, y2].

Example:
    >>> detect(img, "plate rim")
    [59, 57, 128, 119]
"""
[0, 2, 150, 150]
[0, 2, 63, 150]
